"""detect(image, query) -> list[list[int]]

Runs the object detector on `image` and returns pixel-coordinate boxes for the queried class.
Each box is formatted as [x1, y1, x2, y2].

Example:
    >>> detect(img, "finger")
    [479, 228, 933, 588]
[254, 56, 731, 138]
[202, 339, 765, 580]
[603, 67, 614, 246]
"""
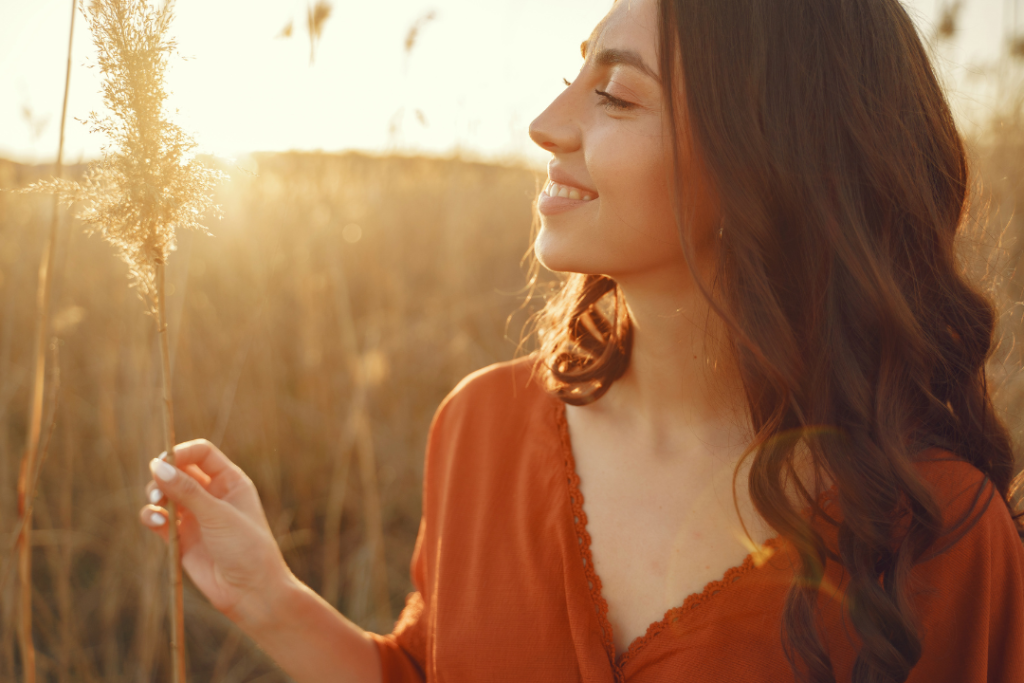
[140, 504, 204, 558]
[161, 439, 236, 477]
[151, 464, 210, 492]
[150, 458, 230, 527]
[183, 463, 212, 488]
[140, 504, 170, 543]
[145, 481, 166, 505]
[160, 439, 243, 493]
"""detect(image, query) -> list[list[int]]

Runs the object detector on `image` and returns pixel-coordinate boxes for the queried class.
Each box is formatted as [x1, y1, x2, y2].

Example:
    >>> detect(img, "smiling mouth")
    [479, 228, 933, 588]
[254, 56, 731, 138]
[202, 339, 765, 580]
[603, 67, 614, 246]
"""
[545, 181, 597, 202]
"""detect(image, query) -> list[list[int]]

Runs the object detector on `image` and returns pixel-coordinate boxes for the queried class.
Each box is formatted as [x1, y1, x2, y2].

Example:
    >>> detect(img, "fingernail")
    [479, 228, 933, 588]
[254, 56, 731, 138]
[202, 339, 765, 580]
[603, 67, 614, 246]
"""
[148, 488, 163, 504]
[158, 451, 167, 461]
[151, 459, 176, 482]
[150, 512, 166, 527]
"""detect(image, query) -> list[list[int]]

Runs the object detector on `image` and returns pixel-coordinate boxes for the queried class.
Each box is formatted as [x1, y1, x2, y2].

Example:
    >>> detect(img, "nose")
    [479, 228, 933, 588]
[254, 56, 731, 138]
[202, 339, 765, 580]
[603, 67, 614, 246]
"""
[528, 88, 582, 155]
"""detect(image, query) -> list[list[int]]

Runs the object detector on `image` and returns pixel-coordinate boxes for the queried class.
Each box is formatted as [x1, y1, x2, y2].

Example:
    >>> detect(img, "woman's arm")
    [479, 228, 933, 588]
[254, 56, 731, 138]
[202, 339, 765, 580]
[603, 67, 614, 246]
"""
[233, 573, 382, 683]
[139, 439, 382, 683]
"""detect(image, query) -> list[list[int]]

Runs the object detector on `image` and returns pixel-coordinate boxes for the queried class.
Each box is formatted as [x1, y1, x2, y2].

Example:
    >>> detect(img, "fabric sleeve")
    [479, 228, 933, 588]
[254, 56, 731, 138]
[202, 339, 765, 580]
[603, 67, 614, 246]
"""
[906, 468, 1024, 682]
[368, 518, 429, 682]
[368, 380, 462, 682]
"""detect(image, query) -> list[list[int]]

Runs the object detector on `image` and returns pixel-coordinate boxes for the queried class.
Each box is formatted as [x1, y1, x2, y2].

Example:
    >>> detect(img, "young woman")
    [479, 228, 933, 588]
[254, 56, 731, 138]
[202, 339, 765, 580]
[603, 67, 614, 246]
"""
[139, 0, 1024, 681]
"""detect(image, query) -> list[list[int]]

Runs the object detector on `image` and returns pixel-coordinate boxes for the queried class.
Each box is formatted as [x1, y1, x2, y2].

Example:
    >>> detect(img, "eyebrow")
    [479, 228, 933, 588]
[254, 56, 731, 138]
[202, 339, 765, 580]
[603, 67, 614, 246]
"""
[580, 40, 660, 83]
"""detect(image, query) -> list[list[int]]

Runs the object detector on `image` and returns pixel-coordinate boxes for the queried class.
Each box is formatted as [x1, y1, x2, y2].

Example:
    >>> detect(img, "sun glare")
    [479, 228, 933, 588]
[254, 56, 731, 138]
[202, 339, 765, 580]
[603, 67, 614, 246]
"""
[0, 0, 612, 166]
[1, 0, 1012, 166]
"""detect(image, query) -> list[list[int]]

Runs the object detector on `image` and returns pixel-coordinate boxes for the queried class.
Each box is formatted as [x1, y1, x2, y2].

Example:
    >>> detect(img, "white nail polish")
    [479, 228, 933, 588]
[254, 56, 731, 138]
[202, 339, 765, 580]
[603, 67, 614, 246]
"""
[152, 459, 176, 482]
[150, 512, 166, 527]
[149, 488, 163, 504]
[158, 451, 167, 461]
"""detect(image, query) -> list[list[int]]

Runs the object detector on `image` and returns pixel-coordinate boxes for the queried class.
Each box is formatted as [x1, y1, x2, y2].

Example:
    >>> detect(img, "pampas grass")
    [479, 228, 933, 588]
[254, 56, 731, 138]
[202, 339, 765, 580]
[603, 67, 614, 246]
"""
[306, 1, 332, 64]
[22, 1, 223, 681]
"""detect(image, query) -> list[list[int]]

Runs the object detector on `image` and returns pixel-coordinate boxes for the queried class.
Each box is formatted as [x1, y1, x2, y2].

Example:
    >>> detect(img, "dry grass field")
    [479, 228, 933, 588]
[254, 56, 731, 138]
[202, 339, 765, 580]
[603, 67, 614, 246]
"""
[0, 151, 544, 681]
[0, 69, 1022, 682]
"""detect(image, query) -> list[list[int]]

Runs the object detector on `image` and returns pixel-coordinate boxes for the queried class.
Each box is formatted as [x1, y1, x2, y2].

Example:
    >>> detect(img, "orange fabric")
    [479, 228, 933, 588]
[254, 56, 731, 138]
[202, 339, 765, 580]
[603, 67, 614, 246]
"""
[369, 358, 1024, 682]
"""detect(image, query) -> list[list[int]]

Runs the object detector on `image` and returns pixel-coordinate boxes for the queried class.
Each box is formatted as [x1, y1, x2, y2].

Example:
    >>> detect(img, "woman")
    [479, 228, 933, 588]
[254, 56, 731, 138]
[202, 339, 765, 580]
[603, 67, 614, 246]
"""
[140, 0, 1024, 680]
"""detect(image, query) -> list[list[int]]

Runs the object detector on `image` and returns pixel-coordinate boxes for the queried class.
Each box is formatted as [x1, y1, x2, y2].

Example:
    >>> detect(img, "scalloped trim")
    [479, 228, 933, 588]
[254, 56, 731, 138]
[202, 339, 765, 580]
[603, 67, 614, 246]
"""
[616, 535, 784, 669]
[555, 400, 832, 677]
[556, 401, 620, 676]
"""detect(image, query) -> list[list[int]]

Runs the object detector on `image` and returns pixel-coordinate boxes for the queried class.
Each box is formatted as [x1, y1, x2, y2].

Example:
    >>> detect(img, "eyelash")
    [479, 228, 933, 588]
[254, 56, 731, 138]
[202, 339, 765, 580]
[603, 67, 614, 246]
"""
[562, 77, 636, 111]
[594, 89, 635, 110]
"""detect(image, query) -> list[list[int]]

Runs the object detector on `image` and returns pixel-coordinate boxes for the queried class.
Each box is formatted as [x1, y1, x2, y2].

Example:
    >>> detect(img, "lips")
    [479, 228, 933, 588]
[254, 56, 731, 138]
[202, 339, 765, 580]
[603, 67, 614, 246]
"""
[538, 181, 599, 216]
[544, 181, 596, 202]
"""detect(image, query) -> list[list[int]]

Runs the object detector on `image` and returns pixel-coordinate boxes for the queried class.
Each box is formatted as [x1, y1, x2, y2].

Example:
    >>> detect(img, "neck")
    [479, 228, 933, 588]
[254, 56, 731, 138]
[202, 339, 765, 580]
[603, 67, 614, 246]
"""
[589, 265, 752, 458]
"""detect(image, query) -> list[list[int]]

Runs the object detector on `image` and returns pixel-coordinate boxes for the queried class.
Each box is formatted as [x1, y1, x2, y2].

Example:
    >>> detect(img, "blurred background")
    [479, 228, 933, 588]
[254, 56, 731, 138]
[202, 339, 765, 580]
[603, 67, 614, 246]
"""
[0, 0, 1023, 681]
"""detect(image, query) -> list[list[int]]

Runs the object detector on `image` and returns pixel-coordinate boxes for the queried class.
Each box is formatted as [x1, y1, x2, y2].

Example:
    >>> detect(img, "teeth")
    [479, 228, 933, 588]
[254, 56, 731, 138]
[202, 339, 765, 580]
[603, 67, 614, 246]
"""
[546, 181, 596, 202]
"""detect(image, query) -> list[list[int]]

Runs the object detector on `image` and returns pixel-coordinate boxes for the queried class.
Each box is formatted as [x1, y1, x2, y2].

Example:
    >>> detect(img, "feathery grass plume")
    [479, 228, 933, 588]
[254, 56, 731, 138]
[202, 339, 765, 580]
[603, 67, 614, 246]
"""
[1012, 35, 1024, 60]
[934, 0, 964, 42]
[403, 10, 437, 56]
[22, 1, 223, 681]
[27, 0, 224, 303]
[307, 0, 332, 64]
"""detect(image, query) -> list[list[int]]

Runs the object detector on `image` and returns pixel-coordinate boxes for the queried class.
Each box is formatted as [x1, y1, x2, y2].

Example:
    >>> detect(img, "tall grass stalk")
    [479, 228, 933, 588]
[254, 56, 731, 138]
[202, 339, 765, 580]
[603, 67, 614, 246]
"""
[16, 2, 77, 680]
[156, 262, 186, 682]
[21, 1, 223, 680]
[322, 238, 390, 625]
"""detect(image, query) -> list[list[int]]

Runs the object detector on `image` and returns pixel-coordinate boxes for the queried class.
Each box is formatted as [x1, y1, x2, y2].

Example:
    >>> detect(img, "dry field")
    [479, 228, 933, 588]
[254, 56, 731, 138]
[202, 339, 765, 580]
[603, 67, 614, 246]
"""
[0, 151, 543, 681]
[0, 90, 1023, 680]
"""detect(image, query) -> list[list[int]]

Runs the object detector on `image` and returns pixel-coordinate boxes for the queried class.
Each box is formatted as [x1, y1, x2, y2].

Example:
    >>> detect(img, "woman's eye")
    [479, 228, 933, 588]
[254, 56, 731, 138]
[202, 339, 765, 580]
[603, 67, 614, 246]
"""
[595, 89, 636, 111]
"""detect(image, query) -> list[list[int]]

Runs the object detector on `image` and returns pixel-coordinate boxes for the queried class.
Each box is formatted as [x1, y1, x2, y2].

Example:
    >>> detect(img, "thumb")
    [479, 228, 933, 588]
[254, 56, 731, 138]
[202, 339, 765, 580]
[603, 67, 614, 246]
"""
[150, 458, 226, 526]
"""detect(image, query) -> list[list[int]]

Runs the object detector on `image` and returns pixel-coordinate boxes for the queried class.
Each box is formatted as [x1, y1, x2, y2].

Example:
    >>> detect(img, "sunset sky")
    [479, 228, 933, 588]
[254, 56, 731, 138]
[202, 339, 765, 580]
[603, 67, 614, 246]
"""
[1, 0, 1020, 168]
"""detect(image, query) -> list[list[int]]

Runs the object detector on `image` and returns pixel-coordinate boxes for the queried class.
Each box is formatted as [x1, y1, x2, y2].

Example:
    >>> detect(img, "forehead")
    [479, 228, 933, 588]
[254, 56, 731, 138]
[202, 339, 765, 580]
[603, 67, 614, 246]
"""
[582, 0, 659, 64]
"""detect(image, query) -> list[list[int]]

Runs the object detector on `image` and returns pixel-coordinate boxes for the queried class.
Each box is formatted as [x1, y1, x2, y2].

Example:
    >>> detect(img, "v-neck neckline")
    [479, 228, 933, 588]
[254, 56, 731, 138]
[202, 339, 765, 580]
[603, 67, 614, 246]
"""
[552, 397, 832, 678]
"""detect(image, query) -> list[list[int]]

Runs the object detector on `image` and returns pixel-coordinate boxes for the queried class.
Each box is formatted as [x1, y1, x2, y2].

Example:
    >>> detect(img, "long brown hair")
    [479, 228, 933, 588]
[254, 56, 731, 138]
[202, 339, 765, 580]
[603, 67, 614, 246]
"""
[528, 0, 1024, 681]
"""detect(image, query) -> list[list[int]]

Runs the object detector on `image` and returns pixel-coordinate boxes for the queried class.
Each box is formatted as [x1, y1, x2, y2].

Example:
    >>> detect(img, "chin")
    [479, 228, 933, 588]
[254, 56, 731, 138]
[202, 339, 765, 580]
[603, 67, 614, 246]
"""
[533, 229, 597, 275]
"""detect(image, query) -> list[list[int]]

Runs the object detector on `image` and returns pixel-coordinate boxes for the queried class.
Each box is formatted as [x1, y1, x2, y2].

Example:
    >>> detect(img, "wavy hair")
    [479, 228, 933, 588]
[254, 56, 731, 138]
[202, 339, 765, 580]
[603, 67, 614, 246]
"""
[528, 0, 1024, 681]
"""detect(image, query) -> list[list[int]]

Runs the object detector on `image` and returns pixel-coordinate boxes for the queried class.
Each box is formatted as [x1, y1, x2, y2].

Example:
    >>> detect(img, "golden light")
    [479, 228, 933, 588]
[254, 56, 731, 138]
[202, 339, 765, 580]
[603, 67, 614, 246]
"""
[0, 0, 1011, 166]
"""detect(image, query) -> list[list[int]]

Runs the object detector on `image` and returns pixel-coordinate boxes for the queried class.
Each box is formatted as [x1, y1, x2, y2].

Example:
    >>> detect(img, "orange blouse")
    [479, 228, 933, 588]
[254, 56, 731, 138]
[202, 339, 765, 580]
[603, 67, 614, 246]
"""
[369, 358, 1024, 682]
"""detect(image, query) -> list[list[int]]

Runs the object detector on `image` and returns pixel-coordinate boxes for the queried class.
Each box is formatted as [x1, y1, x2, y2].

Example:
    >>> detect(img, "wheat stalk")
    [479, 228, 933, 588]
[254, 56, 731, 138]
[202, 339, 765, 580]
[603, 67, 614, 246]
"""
[16, 2, 77, 681]
[21, 1, 223, 680]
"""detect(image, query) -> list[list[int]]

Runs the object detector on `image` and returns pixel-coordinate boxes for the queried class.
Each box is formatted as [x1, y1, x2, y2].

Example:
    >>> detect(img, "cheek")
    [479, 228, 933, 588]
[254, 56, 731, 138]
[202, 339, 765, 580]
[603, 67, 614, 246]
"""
[535, 127, 683, 277]
[591, 135, 679, 249]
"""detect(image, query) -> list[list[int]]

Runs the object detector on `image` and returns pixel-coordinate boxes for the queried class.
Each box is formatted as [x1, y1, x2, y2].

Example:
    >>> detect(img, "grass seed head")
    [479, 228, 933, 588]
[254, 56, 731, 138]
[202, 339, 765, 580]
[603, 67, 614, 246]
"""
[22, 0, 225, 310]
[307, 1, 332, 63]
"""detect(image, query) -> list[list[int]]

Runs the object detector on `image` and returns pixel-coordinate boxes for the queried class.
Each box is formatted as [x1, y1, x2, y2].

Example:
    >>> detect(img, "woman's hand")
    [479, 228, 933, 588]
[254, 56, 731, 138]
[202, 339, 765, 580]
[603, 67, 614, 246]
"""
[139, 439, 293, 629]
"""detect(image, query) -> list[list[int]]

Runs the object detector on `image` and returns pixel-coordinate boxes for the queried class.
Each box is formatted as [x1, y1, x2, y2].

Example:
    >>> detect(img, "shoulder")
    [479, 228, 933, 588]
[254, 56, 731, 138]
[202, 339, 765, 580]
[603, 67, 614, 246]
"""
[434, 355, 550, 421]
[427, 355, 556, 445]
[910, 449, 1022, 564]
[896, 452, 1024, 681]
[419, 356, 565, 510]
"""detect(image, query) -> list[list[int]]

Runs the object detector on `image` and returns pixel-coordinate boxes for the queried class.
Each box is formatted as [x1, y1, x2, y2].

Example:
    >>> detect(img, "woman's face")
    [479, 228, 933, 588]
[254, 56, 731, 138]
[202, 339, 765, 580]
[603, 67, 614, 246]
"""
[529, 0, 718, 281]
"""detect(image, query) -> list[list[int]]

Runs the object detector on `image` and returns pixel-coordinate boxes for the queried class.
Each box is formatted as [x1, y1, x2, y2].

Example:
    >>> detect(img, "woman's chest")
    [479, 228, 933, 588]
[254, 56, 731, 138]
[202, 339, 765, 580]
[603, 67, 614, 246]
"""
[423, 429, 795, 682]
[572, 446, 777, 659]
[417, 399, 836, 681]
